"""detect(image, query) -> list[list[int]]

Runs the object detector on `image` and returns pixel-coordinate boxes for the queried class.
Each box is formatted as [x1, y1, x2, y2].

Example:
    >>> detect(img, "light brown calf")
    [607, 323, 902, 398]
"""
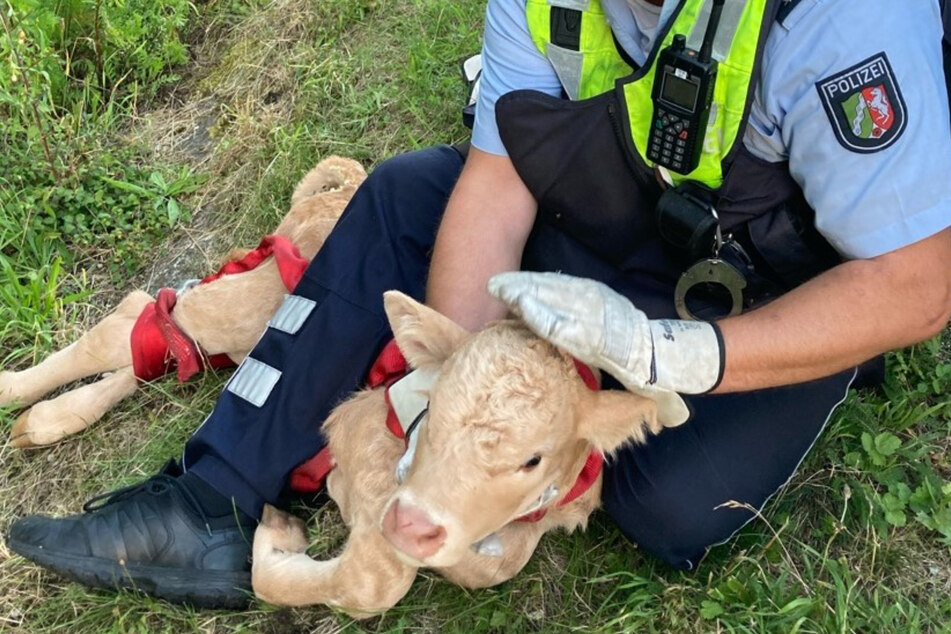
[252, 291, 682, 618]
[0, 157, 366, 448]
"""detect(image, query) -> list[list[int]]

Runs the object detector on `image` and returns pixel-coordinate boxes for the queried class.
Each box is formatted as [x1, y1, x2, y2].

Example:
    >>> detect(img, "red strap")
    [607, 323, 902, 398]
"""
[367, 339, 409, 389]
[366, 339, 411, 441]
[201, 235, 308, 292]
[559, 451, 603, 508]
[130, 234, 307, 384]
[129, 290, 204, 382]
[516, 359, 601, 522]
[515, 451, 604, 523]
[288, 446, 336, 493]
[290, 340, 410, 492]
[130, 290, 237, 383]
[573, 359, 599, 391]
[130, 302, 173, 382]
[154, 289, 203, 382]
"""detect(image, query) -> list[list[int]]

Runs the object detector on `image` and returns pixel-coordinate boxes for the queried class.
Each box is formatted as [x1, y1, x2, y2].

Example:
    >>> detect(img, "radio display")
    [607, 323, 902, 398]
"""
[661, 71, 700, 111]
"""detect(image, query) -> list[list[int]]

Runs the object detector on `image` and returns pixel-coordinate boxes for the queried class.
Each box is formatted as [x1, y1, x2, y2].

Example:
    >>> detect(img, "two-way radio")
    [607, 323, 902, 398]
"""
[647, 0, 726, 175]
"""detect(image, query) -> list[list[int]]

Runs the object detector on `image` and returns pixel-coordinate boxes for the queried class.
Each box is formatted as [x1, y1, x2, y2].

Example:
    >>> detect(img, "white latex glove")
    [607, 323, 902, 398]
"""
[488, 272, 725, 426]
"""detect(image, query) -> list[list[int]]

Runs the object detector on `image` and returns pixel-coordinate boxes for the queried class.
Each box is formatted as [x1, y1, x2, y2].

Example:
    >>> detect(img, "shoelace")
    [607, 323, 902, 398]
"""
[82, 474, 213, 537]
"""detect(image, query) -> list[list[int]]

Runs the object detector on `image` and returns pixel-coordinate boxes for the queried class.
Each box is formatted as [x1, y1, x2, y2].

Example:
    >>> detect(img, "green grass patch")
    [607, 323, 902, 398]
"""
[0, 0, 209, 367]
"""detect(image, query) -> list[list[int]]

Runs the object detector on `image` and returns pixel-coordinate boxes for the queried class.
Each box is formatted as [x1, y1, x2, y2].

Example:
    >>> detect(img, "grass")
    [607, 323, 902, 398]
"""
[2, 0, 951, 632]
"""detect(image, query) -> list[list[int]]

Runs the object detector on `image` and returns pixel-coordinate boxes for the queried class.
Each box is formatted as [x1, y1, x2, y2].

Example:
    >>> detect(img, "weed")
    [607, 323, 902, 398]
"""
[3, 0, 195, 106]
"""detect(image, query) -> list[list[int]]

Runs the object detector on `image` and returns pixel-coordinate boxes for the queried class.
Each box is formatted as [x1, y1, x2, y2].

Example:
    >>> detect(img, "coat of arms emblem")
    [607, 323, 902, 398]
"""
[817, 53, 906, 153]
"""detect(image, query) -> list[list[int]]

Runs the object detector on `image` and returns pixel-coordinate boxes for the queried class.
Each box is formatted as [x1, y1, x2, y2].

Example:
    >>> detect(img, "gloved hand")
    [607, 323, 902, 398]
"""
[488, 272, 725, 426]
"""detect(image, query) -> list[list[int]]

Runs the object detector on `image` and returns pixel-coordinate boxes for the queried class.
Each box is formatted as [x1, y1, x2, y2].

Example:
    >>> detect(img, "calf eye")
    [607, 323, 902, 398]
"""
[521, 455, 542, 471]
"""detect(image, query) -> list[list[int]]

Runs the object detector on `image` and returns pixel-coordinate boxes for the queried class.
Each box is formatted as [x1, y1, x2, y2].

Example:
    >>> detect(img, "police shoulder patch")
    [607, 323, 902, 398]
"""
[816, 53, 907, 154]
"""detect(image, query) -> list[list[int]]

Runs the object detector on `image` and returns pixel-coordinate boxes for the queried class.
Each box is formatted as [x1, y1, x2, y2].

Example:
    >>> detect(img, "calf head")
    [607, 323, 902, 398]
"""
[379, 291, 664, 568]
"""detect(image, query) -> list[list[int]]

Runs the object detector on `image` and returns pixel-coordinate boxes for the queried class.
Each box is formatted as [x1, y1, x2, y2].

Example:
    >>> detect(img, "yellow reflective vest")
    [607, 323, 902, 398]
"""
[525, 0, 775, 188]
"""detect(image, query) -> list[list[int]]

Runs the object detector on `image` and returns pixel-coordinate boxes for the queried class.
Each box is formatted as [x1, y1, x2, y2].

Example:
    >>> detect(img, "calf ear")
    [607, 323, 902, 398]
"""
[576, 389, 664, 455]
[383, 291, 469, 369]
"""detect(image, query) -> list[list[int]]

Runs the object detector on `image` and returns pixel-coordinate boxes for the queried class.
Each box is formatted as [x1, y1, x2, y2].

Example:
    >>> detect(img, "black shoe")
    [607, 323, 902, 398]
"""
[6, 460, 255, 609]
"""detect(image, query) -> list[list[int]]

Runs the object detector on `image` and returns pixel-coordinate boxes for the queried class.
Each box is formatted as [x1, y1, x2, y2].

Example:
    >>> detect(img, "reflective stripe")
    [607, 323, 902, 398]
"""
[548, 44, 585, 100]
[621, 0, 773, 188]
[227, 358, 281, 407]
[526, 0, 776, 187]
[686, 0, 749, 62]
[527, 0, 633, 100]
[548, 0, 590, 12]
[268, 294, 316, 335]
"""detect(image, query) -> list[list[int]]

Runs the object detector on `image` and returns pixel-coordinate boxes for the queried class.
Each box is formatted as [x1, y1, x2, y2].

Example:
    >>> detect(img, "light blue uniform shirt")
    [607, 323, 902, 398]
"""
[472, 0, 951, 259]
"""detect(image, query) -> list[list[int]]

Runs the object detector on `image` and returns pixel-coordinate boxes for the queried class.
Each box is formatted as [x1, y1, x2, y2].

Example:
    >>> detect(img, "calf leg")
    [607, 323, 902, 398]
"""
[0, 291, 152, 407]
[10, 367, 139, 447]
[252, 506, 415, 618]
[173, 264, 285, 358]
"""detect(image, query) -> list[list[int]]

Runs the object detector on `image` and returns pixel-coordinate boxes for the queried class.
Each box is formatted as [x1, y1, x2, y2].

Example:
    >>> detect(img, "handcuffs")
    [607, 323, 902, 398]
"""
[673, 218, 747, 321]
[655, 168, 748, 320]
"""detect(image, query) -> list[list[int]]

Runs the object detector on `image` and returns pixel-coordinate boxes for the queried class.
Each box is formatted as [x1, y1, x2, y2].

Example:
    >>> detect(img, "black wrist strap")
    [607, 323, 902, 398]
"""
[707, 321, 726, 393]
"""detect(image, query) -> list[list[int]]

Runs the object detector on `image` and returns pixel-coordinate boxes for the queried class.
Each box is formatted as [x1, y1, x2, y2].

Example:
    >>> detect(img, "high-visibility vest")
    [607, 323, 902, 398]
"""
[525, 0, 777, 188]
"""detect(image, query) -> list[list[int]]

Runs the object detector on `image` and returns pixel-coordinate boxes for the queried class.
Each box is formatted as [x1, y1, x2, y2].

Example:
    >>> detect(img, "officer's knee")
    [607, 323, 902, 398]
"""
[363, 151, 420, 192]
[363, 146, 457, 196]
[602, 479, 753, 571]
[354, 147, 460, 229]
[603, 500, 705, 570]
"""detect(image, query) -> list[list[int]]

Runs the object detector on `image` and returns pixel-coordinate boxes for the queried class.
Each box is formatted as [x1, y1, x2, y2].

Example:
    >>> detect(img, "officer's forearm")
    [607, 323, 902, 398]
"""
[715, 228, 951, 393]
[426, 147, 538, 331]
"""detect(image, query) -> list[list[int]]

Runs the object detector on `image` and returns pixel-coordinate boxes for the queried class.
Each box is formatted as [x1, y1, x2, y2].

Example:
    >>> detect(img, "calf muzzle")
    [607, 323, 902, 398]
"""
[381, 498, 447, 562]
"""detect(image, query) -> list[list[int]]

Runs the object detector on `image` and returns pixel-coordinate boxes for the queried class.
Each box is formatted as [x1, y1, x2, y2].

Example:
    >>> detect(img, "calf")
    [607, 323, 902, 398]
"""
[0, 157, 365, 448]
[251, 290, 682, 617]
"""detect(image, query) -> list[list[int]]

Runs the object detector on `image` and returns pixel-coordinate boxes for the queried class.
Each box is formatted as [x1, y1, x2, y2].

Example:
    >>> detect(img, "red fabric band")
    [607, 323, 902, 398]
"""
[289, 339, 411, 492]
[288, 446, 336, 494]
[201, 234, 308, 292]
[130, 234, 308, 383]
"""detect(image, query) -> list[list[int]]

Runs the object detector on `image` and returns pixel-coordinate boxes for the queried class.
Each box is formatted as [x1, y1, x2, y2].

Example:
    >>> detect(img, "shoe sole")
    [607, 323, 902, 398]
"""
[8, 537, 252, 610]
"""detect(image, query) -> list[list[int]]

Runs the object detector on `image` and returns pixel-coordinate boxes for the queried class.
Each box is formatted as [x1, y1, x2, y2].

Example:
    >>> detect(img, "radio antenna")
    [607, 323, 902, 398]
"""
[699, 0, 726, 63]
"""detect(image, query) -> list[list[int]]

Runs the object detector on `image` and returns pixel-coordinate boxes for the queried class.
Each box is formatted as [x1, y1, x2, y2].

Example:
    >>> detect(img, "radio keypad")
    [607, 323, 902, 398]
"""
[647, 106, 693, 174]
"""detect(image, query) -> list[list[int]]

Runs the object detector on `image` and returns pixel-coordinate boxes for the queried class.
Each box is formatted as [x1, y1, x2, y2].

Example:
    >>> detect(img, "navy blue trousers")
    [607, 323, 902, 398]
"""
[184, 145, 855, 570]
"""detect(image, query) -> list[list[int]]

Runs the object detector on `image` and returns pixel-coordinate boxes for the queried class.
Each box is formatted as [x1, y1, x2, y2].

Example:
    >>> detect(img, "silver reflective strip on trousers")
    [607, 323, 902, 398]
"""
[687, 0, 749, 62]
[268, 294, 316, 335]
[227, 358, 282, 407]
[547, 44, 585, 100]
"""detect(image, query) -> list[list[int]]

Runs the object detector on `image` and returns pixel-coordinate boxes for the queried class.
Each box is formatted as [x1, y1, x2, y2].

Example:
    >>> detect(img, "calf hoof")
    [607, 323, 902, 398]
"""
[0, 371, 36, 409]
[9, 402, 85, 448]
[257, 505, 309, 554]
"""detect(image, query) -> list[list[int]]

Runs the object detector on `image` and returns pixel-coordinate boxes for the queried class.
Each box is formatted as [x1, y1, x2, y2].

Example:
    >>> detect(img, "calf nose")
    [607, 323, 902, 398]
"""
[382, 498, 446, 561]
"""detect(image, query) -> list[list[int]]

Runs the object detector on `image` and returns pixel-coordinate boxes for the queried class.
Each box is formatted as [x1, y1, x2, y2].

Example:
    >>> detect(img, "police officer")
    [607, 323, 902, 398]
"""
[8, 0, 951, 608]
